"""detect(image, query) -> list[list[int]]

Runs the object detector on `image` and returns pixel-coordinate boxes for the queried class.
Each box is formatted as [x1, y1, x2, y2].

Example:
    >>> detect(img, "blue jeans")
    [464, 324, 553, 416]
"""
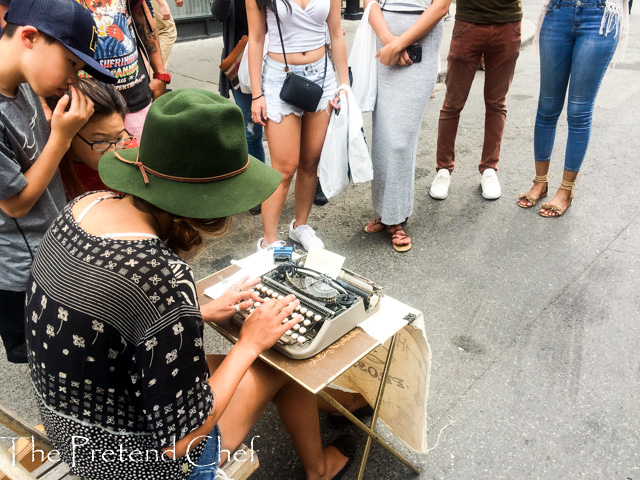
[534, 0, 619, 172]
[186, 425, 220, 480]
[232, 89, 266, 163]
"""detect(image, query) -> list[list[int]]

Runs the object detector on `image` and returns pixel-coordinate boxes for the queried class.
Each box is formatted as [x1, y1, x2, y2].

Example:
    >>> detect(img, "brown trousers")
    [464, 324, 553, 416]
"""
[436, 20, 521, 173]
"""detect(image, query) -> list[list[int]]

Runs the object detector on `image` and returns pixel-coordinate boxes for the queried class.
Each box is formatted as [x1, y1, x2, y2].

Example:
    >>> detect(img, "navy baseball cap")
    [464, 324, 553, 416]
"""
[5, 0, 116, 84]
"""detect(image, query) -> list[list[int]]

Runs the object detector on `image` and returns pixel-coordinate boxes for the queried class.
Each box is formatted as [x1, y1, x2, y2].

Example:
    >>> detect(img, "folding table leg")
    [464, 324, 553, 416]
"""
[317, 334, 421, 478]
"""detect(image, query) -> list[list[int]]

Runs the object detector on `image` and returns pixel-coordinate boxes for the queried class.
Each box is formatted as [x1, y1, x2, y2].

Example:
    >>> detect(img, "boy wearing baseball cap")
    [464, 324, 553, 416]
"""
[0, 0, 116, 363]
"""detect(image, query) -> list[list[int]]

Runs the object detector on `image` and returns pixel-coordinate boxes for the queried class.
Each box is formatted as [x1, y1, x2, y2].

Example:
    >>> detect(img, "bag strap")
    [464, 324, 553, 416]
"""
[273, 2, 290, 72]
[273, 0, 328, 88]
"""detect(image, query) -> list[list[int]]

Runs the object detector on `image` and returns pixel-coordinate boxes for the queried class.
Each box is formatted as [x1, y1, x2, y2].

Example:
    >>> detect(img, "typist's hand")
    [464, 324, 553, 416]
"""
[238, 295, 302, 357]
[200, 276, 262, 324]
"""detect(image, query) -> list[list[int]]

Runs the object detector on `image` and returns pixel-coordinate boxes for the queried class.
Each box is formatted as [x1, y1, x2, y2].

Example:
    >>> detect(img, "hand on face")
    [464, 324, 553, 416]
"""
[51, 85, 95, 143]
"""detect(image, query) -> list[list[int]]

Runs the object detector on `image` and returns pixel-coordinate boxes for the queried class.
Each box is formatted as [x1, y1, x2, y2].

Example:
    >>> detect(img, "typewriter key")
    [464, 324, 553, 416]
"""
[291, 333, 299, 339]
[295, 305, 301, 311]
[297, 336, 306, 344]
[299, 327, 307, 334]
[300, 307, 307, 314]
[285, 330, 292, 335]
[306, 311, 313, 318]
[314, 314, 322, 322]
[303, 319, 311, 326]
[293, 324, 300, 330]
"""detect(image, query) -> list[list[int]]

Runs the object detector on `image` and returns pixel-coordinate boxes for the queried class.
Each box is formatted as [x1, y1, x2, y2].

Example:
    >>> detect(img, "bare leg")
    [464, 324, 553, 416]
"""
[517, 160, 550, 207]
[211, 355, 348, 479]
[273, 383, 348, 480]
[262, 115, 303, 245]
[294, 109, 331, 228]
[540, 169, 578, 216]
[317, 388, 370, 414]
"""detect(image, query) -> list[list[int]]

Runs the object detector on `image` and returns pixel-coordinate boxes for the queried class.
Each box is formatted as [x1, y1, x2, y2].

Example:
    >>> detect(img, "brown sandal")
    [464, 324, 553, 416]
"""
[387, 224, 412, 252]
[517, 174, 549, 208]
[540, 179, 575, 217]
[364, 218, 385, 233]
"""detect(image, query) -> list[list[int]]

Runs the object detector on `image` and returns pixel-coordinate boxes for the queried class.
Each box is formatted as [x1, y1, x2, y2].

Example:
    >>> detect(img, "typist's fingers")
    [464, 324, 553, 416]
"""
[236, 299, 254, 311]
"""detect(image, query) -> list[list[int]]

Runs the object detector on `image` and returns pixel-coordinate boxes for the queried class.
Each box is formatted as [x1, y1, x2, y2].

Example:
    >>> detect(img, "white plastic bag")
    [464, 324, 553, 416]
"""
[345, 86, 373, 183]
[348, 2, 378, 112]
[319, 91, 350, 199]
[238, 34, 269, 94]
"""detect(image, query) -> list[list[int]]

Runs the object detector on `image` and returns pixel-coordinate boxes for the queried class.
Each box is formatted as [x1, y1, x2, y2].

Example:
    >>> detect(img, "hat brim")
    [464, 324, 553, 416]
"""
[66, 45, 117, 84]
[98, 147, 283, 219]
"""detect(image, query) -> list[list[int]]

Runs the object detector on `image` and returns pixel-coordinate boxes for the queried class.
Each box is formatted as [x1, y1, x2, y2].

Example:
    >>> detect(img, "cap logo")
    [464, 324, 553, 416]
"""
[89, 26, 98, 52]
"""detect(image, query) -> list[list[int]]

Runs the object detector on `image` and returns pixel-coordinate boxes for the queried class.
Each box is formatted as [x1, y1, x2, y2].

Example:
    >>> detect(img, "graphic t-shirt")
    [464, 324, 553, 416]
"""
[78, 0, 152, 113]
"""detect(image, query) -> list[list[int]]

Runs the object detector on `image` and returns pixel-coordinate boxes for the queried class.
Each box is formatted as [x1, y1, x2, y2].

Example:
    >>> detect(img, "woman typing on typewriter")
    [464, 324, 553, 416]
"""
[25, 90, 355, 480]
[247, 0, 349, 252]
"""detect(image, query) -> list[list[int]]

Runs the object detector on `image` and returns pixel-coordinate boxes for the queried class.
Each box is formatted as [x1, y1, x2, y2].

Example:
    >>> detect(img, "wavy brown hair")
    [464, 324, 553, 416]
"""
[131, 197, 232, 257]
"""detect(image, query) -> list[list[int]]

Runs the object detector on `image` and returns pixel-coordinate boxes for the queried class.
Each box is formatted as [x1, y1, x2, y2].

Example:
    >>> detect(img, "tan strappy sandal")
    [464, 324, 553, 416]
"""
[517, 175, 549, 208]
[364, 218, 385, 233]
[539, 179, 575, 217]
[387, 224, 412, 252]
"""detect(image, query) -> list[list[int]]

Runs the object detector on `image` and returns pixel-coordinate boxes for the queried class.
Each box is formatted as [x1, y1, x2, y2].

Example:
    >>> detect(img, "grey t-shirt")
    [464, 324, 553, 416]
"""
[0, 83, 66, 292]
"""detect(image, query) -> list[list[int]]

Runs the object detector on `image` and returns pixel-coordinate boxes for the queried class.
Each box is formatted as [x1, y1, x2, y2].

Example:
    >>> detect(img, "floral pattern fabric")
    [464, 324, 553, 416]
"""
[26, 193, 215, 480]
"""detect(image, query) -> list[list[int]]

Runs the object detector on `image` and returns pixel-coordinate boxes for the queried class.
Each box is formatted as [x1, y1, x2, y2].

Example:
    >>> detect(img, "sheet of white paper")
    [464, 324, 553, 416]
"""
[205, 249, 304, 299]
[203, 269, 257, 300]
[358, 296, 422, 343]
[303, 246, 345, 278]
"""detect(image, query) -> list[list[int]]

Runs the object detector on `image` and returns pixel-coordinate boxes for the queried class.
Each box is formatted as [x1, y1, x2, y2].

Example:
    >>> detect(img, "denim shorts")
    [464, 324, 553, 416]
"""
[186, 424, 221, 480]
[262, 54, 338, 123]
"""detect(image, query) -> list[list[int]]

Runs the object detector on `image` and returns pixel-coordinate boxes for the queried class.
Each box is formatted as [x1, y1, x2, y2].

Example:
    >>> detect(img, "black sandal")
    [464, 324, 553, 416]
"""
[327, 405, 374, 429]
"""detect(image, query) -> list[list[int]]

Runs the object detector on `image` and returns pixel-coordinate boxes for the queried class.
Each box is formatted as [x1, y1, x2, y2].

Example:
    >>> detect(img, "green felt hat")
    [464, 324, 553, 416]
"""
[99, 89, 282, 219]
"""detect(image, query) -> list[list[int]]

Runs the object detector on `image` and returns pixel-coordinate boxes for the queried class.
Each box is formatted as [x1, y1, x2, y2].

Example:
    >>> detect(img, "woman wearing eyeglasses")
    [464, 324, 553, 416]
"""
[50, 78, 136, 199]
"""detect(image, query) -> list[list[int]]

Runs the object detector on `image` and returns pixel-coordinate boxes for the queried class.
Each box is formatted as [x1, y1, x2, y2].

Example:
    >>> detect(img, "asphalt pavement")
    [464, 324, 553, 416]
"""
[1, 1, 639, 479]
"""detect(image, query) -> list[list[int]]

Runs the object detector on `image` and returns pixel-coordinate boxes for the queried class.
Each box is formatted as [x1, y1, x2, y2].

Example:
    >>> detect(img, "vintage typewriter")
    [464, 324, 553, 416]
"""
[231, 259, 384, 360]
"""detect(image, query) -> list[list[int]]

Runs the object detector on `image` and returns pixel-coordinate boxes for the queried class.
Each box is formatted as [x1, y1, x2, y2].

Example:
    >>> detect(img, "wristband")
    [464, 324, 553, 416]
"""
[252, 93, 264, 101]
[153, 72, 172, 84]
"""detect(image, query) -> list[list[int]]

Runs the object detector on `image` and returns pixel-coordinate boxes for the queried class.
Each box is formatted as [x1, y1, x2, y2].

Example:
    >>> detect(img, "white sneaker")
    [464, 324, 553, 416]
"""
[289, 220, 324, 251]
[256, 238, 286, 252]
[480, 168, 502, 200]
[429, 169, 451, 199]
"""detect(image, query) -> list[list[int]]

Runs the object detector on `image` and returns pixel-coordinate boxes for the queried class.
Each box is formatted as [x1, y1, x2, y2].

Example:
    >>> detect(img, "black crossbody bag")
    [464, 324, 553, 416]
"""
[273, 1, 328, 112]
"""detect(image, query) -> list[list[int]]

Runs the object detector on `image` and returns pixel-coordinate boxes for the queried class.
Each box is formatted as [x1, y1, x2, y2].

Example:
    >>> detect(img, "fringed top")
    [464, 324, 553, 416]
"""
[534, 0, 629, 64]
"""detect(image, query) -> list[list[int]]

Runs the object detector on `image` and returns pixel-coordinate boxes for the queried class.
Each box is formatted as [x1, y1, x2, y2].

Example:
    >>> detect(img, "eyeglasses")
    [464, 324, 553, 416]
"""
[76, 131, 134, 152]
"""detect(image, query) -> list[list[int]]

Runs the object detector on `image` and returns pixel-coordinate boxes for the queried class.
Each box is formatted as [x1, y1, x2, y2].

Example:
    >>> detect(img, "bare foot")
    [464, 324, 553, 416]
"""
[540, 188, 572, 216]
[517, 181, 548, 208]
[305, 446, 348, 480]
[324, 445, 349, 479]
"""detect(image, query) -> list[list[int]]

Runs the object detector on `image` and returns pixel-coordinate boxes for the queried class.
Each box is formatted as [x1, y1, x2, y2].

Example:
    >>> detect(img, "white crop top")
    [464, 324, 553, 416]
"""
[266, 0, 330, 54]
[380, 0, 432, 13]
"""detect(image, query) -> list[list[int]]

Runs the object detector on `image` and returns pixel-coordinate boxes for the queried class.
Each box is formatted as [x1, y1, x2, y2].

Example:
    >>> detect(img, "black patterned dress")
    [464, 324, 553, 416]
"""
[25, 193, 216, 480]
